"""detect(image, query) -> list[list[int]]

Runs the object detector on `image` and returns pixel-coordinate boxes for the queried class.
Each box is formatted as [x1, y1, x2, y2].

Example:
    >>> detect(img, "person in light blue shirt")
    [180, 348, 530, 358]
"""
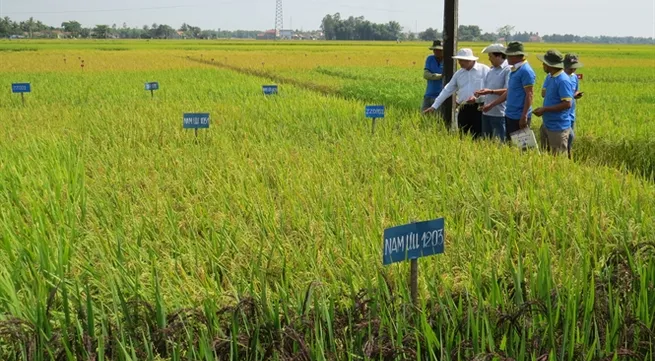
[532, 49, 575, 155]
[422, 40, 445, 119]
[475, 43, 511, 141]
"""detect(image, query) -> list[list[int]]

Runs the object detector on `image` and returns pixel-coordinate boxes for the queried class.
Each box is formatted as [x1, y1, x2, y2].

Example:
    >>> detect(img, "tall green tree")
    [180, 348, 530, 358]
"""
[320, 13, 404, 41]
[458, 25, 482, 41]
[419, 27, 439, 41]
[62, 21, 82, 37]
[497, 25, 515, 41]
[320, 13, 338, 40]
[93, 25, 110, 38]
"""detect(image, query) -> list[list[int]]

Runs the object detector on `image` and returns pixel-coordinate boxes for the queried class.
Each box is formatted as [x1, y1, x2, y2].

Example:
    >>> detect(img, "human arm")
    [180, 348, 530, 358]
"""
[481, 68, 510, 111]
[573, 77, 582, 99]
[475, 88, 506, 96]
[519, 70, 536, 127]
[533, 78, 573, 116]
[520, 86, 533, 128]
[423, 69, 443, 80]
[423, 56, 443, 81]
[532, 100, 571, 116]
[481, 90, 507, 113]
[423, 71, 460, 112]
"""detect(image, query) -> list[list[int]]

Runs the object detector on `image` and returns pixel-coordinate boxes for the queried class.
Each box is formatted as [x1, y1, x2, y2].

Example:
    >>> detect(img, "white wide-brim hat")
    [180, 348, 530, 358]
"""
[481, 43, 506, 54]
[452, 48, 479, 60]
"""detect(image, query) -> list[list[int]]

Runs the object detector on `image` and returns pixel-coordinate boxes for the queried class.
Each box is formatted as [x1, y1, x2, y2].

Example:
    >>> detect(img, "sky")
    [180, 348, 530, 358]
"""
[0, 0, 654, 38]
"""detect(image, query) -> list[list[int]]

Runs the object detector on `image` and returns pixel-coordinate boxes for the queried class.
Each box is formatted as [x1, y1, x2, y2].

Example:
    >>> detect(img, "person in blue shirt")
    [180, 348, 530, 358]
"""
[422, 40, 444, 120]
[482, 41, 536, 142]
[532, 49, 575, 155]
[563, 53, 584, 158]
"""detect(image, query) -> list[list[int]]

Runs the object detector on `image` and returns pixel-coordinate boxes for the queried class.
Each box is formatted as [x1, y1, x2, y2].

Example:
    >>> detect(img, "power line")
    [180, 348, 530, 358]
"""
[2, 2, 241, 16]
[294, 0, 434, 15]
[2, 0, 429, 18]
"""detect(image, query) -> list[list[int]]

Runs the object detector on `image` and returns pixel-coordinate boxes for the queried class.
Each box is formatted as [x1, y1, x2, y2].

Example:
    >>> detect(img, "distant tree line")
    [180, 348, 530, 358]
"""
[1, 17, 262, 39]
[414, 24, 653, 44]
[1, 15, 653, 44]
[0, 16, 52, 38]
[321, 16, 653, 44]
[320, 13, 402, 40]
[417, 25, 498, 42]
[541, 33, 652, 44]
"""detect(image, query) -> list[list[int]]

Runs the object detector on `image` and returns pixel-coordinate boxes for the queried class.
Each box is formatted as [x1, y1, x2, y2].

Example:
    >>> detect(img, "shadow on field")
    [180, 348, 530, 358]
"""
[188, 57, 655, 182]
[0, 243, 653, 360]
[186, 57, 335, 96]
[314, 66, 375, 81]
[187, 57, 420, 115]
[0, 48, 38, 52]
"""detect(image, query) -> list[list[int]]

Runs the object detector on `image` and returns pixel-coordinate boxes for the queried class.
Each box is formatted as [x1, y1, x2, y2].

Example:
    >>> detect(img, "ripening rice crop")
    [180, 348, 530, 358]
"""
[0, 40, 654, 361]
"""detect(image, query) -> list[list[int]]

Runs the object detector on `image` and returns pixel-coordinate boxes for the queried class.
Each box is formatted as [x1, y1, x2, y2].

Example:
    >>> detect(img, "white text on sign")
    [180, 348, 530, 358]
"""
[184, 116, 209, 125]
[383, 229, 444, 257]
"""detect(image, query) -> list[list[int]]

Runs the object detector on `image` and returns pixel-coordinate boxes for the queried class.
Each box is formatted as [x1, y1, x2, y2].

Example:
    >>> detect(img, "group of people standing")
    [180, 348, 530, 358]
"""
[421, 40, 583, 157]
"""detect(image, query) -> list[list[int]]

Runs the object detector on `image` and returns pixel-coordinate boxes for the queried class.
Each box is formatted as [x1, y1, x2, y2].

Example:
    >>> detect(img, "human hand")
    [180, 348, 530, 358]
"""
[475, 89, 490, 96]
[519, 114, 529, 128]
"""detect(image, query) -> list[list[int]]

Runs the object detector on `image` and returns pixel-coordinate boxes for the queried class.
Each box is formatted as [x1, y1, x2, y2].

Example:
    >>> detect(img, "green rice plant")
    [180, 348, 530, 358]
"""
[0, 43, 653, 360]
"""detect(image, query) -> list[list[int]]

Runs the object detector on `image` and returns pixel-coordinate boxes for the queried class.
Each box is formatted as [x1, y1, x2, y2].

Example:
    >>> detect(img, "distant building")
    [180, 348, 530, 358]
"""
[255, 29, 323, 40]
[530, 33, 543, 42]
[257, 29, 277, 40]
[279, 29, 293, 39]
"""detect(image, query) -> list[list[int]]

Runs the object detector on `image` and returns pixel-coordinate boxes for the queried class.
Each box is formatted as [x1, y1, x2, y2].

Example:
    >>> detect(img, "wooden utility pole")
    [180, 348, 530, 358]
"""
[442, 0, 458, 130]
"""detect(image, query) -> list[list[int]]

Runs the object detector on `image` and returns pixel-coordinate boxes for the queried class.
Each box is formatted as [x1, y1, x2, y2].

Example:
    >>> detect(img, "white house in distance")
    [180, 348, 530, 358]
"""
[256, 29, 322, 40]
[279, 29, 293, 39]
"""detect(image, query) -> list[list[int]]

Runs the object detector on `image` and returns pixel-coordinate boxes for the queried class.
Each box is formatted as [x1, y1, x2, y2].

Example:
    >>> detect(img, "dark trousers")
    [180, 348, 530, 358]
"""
[458, 104, 483, 139]
[505, 116, 532, 142]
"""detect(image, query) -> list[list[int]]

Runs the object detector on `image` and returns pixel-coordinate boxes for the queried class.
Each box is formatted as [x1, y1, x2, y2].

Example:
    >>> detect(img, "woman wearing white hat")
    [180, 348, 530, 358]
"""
[423, 48, 490, 139]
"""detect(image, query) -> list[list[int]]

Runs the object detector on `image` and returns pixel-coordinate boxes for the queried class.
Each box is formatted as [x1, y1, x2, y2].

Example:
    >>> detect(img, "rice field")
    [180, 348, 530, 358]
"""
[0, 40, 654, 360]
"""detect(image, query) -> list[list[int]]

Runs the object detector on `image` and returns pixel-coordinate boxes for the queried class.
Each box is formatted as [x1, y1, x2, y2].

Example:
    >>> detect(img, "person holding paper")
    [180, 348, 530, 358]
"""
[423, 48, 490, 139]
[475, 43, 511, 141]
[532, 49, 575, 155]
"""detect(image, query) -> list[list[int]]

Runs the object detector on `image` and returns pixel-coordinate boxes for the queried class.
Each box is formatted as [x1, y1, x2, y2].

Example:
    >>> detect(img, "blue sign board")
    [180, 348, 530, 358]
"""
[383, 218, 445, 265]
[262, 85, 278, 95]
[12, 83, 31, 93]
[183, 113, 210, 129]
[145, 82, 159, 91]
[365, 105, 385, 118]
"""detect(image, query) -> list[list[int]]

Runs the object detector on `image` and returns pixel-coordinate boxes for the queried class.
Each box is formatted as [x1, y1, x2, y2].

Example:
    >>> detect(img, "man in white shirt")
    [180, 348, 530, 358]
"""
[423, 48, 490, 139]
